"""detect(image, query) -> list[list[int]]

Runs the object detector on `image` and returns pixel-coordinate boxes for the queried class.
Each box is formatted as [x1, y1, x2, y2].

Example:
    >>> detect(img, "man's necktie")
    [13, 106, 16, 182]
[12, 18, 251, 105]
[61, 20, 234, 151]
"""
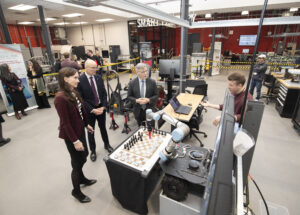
[141, 80, 146, 110]
[90, 76, 100, 106]
[141, 80, 145, 98]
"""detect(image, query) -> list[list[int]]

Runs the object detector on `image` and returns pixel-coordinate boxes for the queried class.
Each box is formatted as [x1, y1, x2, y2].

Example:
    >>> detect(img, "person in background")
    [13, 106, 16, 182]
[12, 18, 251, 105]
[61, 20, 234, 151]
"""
[86, 50, 101, 67]
[0, 114, 10, 147]
[0, 64, 28, 120]
[54, 67, 95, 203]
[27, 59, 51, 109]
[61, 52, 82, 70]
[249, 54, 267, 100]
[127, 63, 158, 126]
[77, 59, 113, 161]
[201, 72, 253, 126]
[54, 55, 64, 73]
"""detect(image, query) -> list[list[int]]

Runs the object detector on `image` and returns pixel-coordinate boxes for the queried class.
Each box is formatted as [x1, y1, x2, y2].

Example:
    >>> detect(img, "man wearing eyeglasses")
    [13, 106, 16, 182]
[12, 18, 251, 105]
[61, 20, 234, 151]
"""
[77, 59, 113, 161]
[128, 63, 158, 126]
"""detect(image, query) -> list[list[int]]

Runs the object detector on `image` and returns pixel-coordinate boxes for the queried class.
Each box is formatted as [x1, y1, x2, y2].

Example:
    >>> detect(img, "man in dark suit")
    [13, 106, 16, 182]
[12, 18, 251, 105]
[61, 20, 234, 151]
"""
[127, 63, 158, 126]
[77, 59, 113, 162]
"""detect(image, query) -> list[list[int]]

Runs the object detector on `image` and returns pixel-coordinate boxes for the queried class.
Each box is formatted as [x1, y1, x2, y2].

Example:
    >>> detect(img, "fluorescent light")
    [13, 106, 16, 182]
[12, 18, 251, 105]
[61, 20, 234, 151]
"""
[18, 21, 35, 25]
[72, 22, 88, 24]
[37, 18, 57, 21]
[62, 13, 83, 17]
[54, 22, 70, 25]
[96, 18, 114, 22]
[290, 7, 298, 12]
[205, 13, 211, 18]
[8, 4, 35, 11]
[241, 11, 249, 15]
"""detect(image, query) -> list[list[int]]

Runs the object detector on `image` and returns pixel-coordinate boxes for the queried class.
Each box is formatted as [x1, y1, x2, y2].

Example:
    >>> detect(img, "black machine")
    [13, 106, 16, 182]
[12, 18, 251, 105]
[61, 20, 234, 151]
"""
[109, 45, 121, 71]
[200, 90, 235, 215]
[169, 95, 192, 115]
[160, 144, 212, 201]
[72, 46, 86, 60]
[102, 50, 109, 58]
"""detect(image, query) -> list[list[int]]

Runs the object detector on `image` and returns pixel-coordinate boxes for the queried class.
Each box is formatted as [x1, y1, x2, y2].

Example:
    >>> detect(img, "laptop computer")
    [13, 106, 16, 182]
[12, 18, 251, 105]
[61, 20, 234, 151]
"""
[169, 96, 192, 115]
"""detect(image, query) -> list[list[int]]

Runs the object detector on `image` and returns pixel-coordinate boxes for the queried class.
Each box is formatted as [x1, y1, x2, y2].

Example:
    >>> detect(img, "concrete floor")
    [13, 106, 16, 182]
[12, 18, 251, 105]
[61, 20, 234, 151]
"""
[0, 71, 299, 215]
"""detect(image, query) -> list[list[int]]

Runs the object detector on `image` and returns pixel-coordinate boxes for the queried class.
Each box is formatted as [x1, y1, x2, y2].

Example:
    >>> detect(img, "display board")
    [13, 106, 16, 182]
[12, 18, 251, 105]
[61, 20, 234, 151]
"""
[0, 44, 37, 115]
[239, 35, 257, 46]
[139, 42, 152, 72]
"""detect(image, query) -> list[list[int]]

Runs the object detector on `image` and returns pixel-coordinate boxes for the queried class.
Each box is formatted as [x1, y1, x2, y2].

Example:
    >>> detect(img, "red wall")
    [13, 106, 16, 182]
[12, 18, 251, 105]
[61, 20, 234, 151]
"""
[175, 25, 300, 55]
[0, 24, 58, 48]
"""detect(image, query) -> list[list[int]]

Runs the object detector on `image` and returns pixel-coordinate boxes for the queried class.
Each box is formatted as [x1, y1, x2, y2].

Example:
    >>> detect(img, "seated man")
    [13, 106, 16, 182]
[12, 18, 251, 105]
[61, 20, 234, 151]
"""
[127, 63, 158, 126]
[202, 72, 253, 126]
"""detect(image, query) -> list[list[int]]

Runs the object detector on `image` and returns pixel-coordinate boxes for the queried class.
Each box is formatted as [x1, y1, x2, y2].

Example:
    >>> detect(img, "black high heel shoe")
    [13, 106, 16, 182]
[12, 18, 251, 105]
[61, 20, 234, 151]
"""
[71, 190, 91, 203]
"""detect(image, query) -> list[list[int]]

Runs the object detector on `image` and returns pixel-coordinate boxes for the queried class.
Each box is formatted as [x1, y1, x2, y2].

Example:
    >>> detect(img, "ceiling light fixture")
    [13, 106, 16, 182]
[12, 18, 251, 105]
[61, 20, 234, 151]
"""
[37, 18, 57, 21]
[18, 21, 35, 25]
[96, 18, 114, 22]
[54, 22, 70, 25]
[8, 4, 35, 11]
[205, 13, 211, 18]
[62, 13, 83, 17]
[290, 8, 298, 12]
[73, 22, 88, 24]
[241, 11, 249, 15]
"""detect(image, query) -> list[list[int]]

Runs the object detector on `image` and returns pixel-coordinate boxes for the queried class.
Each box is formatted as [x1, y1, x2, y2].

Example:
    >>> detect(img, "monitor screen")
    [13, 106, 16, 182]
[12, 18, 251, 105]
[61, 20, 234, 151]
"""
[242, 49, 249, 54]
[102, 50, 109, 58]
[239, 35, 257, 46]
[201, 90, 235, 215]
[159, 59, 190, 78]
[169, 96, 180, 110]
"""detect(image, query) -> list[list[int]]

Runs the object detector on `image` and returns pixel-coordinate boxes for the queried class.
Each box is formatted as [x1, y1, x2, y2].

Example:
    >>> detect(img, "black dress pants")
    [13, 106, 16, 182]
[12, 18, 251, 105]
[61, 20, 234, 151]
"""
[136, 108, 146, 127]
[33, 89, 50, 108]
[88, 110, 109, 153]
[64, 127, 89, 192]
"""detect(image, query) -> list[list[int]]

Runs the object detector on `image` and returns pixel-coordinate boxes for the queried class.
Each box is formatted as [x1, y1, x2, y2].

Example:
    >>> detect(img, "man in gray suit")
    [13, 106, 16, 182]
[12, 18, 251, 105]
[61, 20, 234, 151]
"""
[127, 63, 158, 126]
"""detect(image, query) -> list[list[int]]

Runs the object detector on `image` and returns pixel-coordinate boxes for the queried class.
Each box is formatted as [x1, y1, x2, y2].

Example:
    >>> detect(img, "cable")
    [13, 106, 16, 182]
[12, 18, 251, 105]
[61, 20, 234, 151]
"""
[248, 174, 269, 215]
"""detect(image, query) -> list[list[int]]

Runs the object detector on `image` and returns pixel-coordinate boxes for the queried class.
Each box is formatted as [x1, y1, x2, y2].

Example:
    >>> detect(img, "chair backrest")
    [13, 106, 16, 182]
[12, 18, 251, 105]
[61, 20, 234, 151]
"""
[193, 83, 208, 96]
[263, 74, 273, 84]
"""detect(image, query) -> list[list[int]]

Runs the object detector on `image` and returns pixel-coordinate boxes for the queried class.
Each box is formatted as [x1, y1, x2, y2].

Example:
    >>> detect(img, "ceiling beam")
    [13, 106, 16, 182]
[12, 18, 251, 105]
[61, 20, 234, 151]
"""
[191, 16, 300, 28]
[99, 0, 190, 27]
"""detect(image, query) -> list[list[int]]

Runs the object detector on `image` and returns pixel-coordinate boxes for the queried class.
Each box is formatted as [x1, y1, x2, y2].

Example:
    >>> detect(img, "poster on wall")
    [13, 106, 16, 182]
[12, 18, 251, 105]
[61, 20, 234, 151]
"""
[0, 44, 37, 116]
[139, 42, 152, 76]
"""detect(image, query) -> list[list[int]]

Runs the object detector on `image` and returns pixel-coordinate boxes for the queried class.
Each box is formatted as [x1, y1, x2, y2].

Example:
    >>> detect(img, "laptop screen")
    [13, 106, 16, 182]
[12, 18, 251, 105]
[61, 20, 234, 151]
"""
[169, 96, 180, 110]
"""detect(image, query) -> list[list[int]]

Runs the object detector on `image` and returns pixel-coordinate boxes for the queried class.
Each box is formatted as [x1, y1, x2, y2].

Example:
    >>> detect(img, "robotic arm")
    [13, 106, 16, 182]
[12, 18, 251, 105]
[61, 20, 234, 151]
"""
[146, 109, 190, 162]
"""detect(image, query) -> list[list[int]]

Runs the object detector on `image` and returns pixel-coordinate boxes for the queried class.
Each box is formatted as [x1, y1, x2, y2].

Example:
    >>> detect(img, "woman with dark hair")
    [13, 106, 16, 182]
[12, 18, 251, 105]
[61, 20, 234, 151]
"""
[0, 64, 28, 120]
[27, 59, 50, 109]
[54, 67, 96, 203]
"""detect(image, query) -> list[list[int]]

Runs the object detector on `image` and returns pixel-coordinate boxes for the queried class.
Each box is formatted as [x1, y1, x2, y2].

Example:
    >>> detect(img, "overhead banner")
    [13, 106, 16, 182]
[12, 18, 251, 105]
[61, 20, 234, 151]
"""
[0, 44, 37, 116]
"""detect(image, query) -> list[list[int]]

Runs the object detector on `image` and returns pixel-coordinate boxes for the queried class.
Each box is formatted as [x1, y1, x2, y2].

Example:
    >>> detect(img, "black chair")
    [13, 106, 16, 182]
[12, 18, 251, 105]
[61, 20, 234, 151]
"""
[187, 105, 207, 147]
[193, 83, 208, 112]
[261, 74, 276, 104]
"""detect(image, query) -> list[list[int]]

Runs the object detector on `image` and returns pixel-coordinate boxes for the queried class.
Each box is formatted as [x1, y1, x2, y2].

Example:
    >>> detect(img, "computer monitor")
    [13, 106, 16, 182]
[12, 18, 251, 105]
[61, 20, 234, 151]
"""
[242, 49, 249, 54]
[201, 90, 235, 215]
[159, 59, 190, 78]
[102, 50, 109, 58]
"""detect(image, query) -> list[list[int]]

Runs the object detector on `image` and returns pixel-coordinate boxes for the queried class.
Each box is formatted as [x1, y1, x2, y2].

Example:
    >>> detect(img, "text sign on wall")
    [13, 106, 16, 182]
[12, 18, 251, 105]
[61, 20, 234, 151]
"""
[137, 18, 174, 28]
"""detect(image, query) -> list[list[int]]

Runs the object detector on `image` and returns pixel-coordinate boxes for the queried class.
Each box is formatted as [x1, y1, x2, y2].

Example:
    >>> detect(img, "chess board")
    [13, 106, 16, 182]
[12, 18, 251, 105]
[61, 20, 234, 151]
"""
[110, 127, 172, 172]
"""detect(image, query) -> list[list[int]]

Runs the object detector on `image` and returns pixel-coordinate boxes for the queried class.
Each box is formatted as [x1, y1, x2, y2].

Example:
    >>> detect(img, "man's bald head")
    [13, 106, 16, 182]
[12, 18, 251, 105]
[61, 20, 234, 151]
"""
[85, 59, 97, 76]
